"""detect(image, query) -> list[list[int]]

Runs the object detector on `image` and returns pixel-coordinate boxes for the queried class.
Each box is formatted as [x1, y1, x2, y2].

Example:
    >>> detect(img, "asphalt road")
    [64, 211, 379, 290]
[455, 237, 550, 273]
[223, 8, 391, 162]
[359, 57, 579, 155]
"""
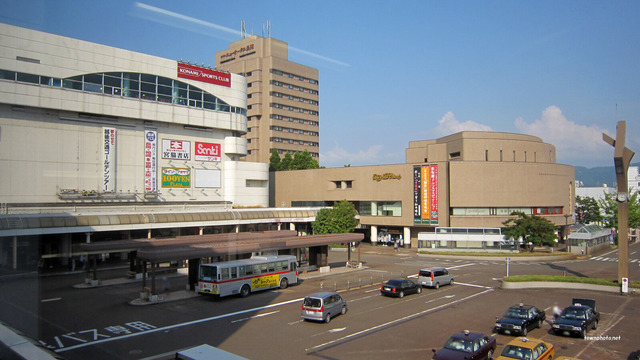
[1, 242, 639, 360]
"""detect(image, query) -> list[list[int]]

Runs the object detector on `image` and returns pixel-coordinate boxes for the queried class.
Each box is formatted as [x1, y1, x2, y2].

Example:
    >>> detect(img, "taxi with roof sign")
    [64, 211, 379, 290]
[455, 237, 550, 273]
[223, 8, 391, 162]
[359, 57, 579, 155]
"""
[496, 337, 554, 360]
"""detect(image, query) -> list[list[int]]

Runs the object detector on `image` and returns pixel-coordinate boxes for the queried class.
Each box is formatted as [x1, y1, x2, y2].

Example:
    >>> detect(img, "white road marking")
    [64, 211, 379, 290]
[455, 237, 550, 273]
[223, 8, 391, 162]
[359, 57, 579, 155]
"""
[447, 263, 475, 269]
[329, 327, 346, 333]
[230, 310, 279, 323]
[454, 282, 492, 289]
[305, 288, 493, 353]
[56, 297, 304, 353]
[41, 297, 62, 303]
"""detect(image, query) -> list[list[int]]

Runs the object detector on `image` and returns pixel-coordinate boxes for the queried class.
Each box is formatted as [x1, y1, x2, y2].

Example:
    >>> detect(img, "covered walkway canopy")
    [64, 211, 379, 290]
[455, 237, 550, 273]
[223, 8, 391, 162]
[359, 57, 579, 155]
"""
[78, 230, 364, 294]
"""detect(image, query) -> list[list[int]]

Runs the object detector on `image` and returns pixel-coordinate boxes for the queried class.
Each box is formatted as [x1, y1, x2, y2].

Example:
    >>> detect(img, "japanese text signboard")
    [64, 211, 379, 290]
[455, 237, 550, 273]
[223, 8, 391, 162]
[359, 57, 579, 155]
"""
[162, 139, 191, 160]
[414, 165, 439, 224]
[144, 130, 157, 193]
[194, 142, 221, 162]
[103, 127, 116, 193]
[161, 168, 191, 188]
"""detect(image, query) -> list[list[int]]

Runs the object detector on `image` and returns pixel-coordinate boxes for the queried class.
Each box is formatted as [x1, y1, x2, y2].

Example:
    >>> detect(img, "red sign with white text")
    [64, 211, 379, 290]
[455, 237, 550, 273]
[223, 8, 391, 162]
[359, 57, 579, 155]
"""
[177, 62, 231, 87]
[195, 142, 221, 162]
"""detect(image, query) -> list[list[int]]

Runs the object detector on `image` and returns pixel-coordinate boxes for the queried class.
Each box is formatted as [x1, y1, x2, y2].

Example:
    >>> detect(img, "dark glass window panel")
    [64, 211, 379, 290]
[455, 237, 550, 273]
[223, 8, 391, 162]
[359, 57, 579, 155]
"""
[17, 72, 40, 84]
[0, 69, 16, 80]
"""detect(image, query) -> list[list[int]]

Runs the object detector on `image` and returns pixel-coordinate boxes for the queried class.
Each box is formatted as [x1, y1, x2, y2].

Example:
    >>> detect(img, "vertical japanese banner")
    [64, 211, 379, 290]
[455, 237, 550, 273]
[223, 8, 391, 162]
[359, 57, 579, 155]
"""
[413, 167, 422, 222]
[144, 130, 157, 194]
[421, 166, 430, 220]
[102, 127, 116, 193]
[430, 165, 439, 223]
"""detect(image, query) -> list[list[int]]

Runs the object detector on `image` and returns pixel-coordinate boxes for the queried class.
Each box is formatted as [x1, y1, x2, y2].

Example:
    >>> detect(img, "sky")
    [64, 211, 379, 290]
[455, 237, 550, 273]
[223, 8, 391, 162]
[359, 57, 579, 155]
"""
[1, 0, 638, 169]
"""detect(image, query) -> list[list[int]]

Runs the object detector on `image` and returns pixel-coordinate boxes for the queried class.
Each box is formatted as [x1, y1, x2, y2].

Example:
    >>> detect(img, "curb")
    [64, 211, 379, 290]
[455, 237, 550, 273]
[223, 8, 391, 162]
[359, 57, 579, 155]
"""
[501, 280, 639, 294]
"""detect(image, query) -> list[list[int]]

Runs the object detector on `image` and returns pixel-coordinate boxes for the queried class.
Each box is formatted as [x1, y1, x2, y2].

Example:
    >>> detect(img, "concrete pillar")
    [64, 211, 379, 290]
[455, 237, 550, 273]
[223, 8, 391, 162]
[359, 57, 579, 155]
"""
[404, 227, 411, 248]
[199, 227, 204, 235]
[148, 229, 152, 239]
[235, 225, 240, 233]
[85, 232, 92, 243]
[371, 225, 378, 245]
[12, 236, 17, 270]
[290, 223, 296, 232]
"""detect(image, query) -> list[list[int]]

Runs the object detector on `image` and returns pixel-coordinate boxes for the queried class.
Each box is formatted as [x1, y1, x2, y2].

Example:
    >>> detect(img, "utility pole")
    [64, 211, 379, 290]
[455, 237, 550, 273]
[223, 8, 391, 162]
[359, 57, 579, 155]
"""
[603, 121, 635, 293]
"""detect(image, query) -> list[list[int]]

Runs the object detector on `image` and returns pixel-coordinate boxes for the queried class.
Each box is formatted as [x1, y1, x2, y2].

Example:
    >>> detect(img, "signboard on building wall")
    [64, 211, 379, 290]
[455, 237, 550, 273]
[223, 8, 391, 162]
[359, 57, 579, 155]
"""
[102, 127, 116, 193]
[161, 168, 191, 188]
[162, 139, 191, 160]
[414, 165, 439, 224]
[177, 62, 231, 87]
[195, 142, 221, 162]
[195, 169, 221, 188]
[144, 130, 157, 193]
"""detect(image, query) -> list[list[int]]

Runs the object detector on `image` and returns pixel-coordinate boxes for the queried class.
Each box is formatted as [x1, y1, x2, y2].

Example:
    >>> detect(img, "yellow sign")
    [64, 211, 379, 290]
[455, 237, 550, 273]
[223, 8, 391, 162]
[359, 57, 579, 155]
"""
[372, 173, 402, 182]
[252, 274, 279, 289]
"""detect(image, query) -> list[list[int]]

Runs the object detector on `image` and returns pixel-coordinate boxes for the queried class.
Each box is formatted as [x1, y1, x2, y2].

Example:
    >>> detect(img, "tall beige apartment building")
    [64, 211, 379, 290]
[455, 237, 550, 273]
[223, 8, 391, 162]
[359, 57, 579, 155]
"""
[215, 36, 320, 164]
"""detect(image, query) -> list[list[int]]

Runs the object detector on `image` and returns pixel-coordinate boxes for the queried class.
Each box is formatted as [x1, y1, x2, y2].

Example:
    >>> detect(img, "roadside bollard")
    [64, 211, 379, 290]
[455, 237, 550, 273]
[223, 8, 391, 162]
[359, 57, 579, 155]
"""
[347, 280, 350, 290]
[320, 281, 324, 290]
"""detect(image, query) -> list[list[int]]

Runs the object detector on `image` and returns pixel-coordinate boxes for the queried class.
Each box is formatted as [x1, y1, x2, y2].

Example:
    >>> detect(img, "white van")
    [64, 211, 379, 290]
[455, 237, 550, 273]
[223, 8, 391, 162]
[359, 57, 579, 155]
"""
[301, 292, 347, 323]
[417, 268, 454, 289]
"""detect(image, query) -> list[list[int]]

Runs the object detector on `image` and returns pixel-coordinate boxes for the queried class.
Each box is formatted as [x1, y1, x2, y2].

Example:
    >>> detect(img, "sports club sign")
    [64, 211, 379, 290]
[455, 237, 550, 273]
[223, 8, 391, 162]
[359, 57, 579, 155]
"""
[195, 142, 221, 162]
[177, 62, 231, 87]
[413, 165, 439, 224]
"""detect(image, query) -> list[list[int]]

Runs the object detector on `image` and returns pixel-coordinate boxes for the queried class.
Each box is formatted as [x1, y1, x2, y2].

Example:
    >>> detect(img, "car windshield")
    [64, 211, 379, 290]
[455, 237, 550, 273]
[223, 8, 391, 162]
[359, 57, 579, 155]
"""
[303, 297, 322, 308]
[443, 337, 473, 353]
[501, 345, 534, 360]
[504, 308, 528, 319]
[560, 308, 586, 320]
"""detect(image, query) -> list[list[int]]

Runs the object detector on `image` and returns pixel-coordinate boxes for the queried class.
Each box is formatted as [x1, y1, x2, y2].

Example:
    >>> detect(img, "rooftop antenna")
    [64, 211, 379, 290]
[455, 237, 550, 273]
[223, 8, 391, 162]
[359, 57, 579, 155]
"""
[262, 23, 265, 37]
[241, 20, 246, 39]
[267, 20, 271, 37]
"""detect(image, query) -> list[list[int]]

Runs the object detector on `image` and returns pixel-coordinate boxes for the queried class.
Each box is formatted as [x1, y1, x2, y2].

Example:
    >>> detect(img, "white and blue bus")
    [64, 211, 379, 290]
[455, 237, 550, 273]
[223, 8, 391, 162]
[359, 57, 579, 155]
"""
[198, 255, 298, 298]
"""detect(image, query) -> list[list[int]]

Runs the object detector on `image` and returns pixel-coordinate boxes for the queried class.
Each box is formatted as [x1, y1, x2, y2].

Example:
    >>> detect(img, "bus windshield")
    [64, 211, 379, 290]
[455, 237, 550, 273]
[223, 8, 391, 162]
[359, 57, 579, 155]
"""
[201, 266, 217, 280]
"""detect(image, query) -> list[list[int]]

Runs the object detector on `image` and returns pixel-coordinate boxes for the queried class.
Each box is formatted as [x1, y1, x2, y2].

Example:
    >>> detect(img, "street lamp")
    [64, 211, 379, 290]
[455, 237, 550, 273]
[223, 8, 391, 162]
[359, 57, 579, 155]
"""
[603, 121, 635, 292]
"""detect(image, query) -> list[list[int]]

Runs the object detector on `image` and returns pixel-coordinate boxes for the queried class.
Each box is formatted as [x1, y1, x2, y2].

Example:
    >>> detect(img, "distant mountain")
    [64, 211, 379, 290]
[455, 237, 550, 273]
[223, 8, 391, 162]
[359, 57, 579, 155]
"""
[574, 162, 640, 187]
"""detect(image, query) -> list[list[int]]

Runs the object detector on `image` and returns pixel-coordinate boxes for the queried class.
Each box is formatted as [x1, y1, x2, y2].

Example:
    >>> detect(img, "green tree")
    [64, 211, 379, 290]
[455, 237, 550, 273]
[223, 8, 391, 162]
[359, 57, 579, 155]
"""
[291, 150, 320, 170]
[599, 190, 640, 229]
[280, 151, 293, 171]
[312, 200, 359, 234]
[269, 149, 282, 171]
[502, 211, 558, 250]
[575, 195, 602, 224]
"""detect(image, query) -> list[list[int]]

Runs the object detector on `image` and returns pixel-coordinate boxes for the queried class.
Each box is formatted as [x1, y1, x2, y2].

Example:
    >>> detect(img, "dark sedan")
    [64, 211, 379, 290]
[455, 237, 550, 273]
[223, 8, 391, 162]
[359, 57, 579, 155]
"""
[552, 298, 599, 338]
[493, 304, 546, 336]
[380, 279, 422, 298]
[432, 330, 497, 360]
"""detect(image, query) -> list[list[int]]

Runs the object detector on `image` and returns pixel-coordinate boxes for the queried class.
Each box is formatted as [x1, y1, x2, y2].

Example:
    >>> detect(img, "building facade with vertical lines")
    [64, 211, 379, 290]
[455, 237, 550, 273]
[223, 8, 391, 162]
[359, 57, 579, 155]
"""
[216, 35, 320, 164]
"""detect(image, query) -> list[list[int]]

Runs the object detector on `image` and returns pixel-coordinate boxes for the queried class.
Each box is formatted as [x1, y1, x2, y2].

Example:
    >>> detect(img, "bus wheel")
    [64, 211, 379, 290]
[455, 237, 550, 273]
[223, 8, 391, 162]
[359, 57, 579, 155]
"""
[240, 285, 251, 298]
[280, 278, 288, 289]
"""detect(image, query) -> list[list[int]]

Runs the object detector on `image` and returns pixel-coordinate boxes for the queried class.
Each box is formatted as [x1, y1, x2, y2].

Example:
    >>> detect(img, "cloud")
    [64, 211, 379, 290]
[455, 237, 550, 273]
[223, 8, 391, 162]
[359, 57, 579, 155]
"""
[133, 2, 348, 67]
[514, 105, 611, 167]
[320, 144, 385, 168]
[434, 111, 493, 136]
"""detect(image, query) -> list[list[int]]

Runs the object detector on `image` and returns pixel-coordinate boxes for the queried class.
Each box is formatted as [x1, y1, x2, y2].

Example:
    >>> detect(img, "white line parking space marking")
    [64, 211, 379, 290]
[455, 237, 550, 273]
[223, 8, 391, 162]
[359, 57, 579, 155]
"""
[305, 288, 493, 353]
[447, 263, 475, 269]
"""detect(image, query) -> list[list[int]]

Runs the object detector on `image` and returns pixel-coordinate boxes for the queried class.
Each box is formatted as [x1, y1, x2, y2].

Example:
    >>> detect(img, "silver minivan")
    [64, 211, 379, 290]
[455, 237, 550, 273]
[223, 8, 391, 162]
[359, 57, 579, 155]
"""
[301, 292, 347, 323]
[417, 268, 454, 289]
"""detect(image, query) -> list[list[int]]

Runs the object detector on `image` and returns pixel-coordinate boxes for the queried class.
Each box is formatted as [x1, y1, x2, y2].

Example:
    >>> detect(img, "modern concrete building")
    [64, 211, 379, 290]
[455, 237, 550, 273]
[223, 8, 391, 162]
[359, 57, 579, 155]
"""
[273, 131, 576, 250]
[0, 23, 317, 271]
[215, 35, 320, 164]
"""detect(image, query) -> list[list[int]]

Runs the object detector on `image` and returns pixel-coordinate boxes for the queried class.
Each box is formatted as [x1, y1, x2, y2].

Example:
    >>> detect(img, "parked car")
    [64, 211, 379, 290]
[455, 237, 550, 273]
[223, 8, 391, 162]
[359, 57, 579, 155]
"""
[496, 337, 554, 360]
[380, 279, 422, 298]
[432, 330, 497, 360]
[493, 304, 546, 336]
[301, 292, 347, 323]
[552, 298, 600, 338]
[417, 268, 454, 289]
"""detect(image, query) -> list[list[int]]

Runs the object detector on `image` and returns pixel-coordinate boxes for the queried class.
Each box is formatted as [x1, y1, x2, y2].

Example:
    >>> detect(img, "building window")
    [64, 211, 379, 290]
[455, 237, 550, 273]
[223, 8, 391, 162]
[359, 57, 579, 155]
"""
[358, 201, 402, 217]
[449, 151, 461, 160]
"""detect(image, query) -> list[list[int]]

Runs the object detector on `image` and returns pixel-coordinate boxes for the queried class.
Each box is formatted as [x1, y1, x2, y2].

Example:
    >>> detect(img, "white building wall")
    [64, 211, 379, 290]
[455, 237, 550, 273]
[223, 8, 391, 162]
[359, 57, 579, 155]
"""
[0, 23, 262, 208]
[224, 162, 269, 207]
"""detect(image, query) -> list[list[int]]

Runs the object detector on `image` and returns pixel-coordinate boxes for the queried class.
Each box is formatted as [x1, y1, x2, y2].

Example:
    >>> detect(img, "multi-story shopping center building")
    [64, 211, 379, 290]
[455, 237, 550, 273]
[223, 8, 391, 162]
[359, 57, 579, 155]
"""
[272, 131, 576, 250]
[215, 35, 320, 163]
[0, 23, 321, 271]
